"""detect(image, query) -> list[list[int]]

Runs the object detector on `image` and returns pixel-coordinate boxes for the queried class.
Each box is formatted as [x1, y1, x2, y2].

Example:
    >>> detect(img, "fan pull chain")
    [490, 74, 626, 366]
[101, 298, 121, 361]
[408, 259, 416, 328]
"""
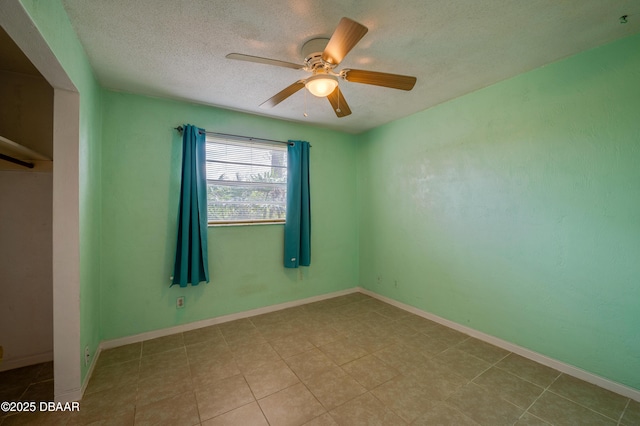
[303, 88, 308, 117]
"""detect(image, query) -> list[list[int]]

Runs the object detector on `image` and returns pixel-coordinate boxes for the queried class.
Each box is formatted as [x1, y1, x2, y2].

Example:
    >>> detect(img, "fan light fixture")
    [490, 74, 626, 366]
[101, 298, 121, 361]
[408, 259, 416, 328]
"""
[305, 74, 338, 97]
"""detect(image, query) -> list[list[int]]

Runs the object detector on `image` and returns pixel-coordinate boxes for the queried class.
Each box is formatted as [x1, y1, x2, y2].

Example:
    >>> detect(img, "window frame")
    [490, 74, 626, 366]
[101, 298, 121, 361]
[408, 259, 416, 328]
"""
[205, 135, 288, 227]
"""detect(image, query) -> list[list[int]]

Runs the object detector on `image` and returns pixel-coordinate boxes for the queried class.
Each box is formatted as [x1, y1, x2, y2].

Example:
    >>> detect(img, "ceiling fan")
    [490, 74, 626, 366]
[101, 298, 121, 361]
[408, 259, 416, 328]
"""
[226, 17, 417, 118]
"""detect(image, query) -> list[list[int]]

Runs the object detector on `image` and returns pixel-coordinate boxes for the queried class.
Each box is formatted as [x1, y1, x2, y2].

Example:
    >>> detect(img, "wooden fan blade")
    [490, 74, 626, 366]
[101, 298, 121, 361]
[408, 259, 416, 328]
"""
[260, 81, 306, 108]
[343, 69, 417, 91]
[226, 53, 303, 70]
[322, 17, 368, 66]
[327, 87, 352, 117]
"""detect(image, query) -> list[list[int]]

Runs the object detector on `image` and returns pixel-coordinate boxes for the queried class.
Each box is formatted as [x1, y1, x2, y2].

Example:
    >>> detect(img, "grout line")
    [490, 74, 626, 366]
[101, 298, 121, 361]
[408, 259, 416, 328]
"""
[617, 399, 630, 426]
[618, 399, 631, 426]
[545, 386, 627, 423]
[516, 372, 562, 424]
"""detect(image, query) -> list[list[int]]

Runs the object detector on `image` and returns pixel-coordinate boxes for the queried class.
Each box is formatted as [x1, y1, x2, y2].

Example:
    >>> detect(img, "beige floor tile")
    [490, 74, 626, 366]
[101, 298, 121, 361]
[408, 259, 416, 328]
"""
[285, 348, 338, 380]
[318, 338, 368, 366]
[373, 344, 429, 374]
[371, 375, 439, 423]
[327, 302, 371, 319]
[69, 384, 137, 424]
[473, 366, 545, 408]
[303, 412, 339, 426]
[20, 380, 54, 402]
[303, 367, 367, 410]
[400, 334, 450, 357]
[258, 382, 326, 426]
[434, 347, 491, 380]
[195, 374, 254, 421]
[455, 337, 510, 363]
[3, 410, 73, 426]
[514, 412, 552, 425]
[35, 362, 54, 382]
[357, 298, 389, 311]
[96, 343, 142, 369]
[528, 391, 616, 425]
[495, 354, 560, 387]
[351, 311, 393, 325]
[201, 401, 268, 426]
[185, 340, 231, 365]
[139, 347, 188, 380]
[136, 367, 193, 407]
[375, 305, 412, 321]
[376, 322, 418, 341]
[270, 334, 315, 359]
[0, 365, 43, 389]
[84, 359, 139, 395]
[424, 324, 469, 347]
[348, 331, 395, 353]
[328, 392, 405, 426]
[447, 383, 524, 426]
[218, 318, 256, 336]
[412, 402, 480, 426]
[258, 320, 305, 341]
[342, 354, 399, 390]
[134, 391, 199, 426]
[243, 359, 300, 399]
[10, 294, 633, 426]
[305, 326, 344, 347]
[548, 374, 629, 420]
[222, 329, 266, 350]
[183, 325, 224, 347]
[141, 334, 184, 357]
[230, 342, 281, 372]
[250, 311, 290, 328]
[621, 399, 640, 425]
[190, 352, 241, 390]
[394, 314, 441, 335]
[412, 359, 468, 400]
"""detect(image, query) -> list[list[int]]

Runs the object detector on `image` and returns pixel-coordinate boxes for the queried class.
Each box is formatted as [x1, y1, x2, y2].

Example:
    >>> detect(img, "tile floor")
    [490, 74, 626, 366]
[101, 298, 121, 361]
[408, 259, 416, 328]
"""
[1, 293, 638, 425]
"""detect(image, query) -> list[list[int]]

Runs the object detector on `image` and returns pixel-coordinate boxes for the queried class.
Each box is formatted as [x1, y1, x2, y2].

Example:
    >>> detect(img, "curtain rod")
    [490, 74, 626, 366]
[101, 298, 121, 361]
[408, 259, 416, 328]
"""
[0, 153, 34, 169]
[175, 126, 295, 146]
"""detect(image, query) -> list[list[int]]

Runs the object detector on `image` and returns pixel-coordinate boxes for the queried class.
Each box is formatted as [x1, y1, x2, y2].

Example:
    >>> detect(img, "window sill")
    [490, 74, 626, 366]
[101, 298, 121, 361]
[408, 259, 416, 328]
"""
[208, 220, 285, 227]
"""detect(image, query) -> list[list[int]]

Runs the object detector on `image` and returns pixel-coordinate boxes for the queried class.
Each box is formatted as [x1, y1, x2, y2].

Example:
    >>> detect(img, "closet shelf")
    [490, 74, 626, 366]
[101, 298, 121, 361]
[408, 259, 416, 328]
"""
[0, 135, 51, 169]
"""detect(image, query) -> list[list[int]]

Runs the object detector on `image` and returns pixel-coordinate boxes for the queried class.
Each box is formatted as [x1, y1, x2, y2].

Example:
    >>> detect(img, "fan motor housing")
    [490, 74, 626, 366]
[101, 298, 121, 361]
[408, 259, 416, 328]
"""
[302, 38, 332, 71]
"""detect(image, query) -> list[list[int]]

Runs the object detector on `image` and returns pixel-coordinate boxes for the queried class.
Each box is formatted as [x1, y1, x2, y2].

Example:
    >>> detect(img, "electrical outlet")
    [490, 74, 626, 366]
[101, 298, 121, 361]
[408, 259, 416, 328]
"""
[176, 296, 185, 309]
[84, 346, 90, 367]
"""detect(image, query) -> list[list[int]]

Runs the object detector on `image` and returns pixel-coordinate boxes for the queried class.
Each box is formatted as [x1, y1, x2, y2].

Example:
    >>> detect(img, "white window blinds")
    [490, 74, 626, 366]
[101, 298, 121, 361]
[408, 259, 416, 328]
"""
[205, 136, 287, 223]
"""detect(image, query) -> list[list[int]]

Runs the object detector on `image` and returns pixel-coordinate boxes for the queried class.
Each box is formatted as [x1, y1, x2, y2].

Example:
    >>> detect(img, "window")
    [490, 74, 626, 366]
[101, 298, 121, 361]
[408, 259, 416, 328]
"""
[206, 136, 287, 224]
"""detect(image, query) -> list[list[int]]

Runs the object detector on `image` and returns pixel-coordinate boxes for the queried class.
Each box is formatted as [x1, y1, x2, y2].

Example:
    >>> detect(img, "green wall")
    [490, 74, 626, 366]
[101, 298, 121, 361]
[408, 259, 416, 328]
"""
[19, 0, 103, 383]
[100, 92, 359, 340]
[358, 33, 640, 390]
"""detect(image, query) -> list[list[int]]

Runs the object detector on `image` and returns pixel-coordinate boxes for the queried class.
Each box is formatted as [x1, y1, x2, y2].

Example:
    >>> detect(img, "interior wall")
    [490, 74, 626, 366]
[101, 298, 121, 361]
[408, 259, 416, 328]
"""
[0, 67, 53, 370]
[99, 91, 359, 340]
[17, 0, 104, 391]
[357, 33, 640, 391]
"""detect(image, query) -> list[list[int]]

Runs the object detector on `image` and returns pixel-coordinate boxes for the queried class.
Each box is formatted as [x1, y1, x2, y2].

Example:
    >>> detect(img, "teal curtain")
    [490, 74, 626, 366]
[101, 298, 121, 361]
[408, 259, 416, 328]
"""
[172, 124, 209, 287]
[284, 141, 311, 268]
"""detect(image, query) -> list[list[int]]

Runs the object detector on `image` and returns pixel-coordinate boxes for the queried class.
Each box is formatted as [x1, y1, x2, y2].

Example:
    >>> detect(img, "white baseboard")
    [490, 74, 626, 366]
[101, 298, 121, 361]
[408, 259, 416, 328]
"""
[357, 287, 640, 402]
[78, 345, 101, 399]
[54, 386, 82, 403]
[0, 351, 53, 372]
[100, 287, 359, 350]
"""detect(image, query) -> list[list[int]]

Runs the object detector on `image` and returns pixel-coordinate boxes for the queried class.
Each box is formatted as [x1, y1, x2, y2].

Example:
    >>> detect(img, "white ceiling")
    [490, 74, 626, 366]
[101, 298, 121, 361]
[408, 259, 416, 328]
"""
[61, 0, 639, 134]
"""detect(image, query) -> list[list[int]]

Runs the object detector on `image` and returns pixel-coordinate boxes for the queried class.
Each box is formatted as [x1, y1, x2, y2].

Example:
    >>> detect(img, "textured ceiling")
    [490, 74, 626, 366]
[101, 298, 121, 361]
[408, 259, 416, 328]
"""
[61, 0, 640, 134]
